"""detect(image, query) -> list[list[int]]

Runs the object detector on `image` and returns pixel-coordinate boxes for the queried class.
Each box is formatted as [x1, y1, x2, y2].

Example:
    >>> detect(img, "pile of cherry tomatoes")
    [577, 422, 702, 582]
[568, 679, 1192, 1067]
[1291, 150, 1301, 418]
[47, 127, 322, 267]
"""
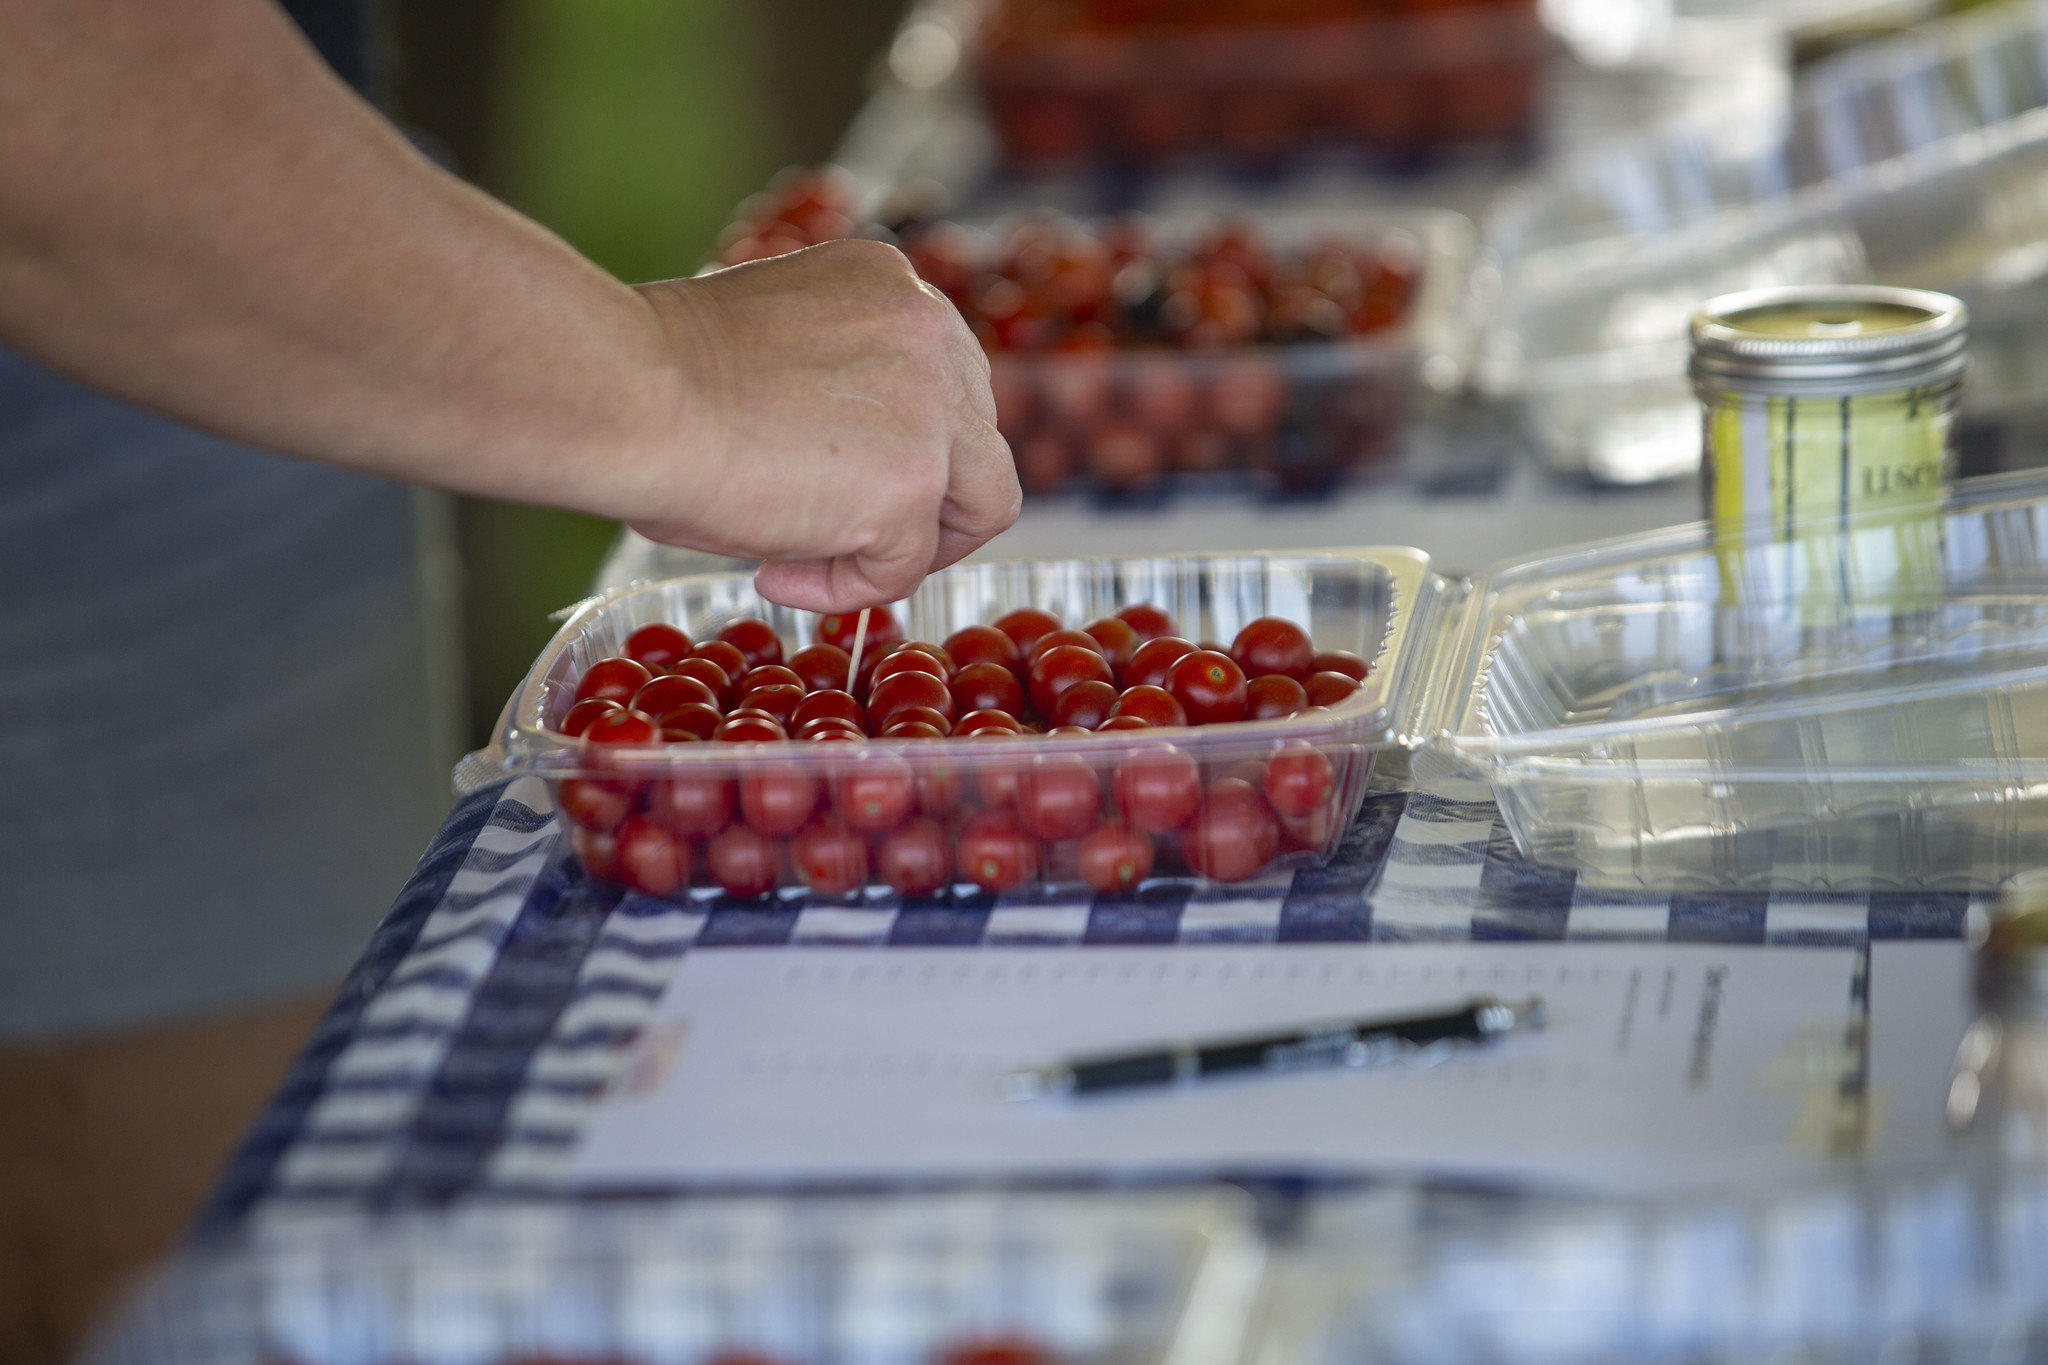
[550, 602, 1369, 900]
[717, 173, 1419, 496]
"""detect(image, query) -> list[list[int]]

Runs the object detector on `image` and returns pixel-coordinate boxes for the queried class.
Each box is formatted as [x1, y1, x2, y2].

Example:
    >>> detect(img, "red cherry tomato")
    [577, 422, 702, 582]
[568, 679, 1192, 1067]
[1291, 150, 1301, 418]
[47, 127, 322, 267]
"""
[877, 816, 952, 895]
[738, 665, 803, 695]
[1115, 603, 1176, 640]
[787, 643, 851, 694]
[658, 702, 723, 742]
[867, 670, 953, 731]
[1245, 674, 1308, 720]
[1230, 616, 1315, 682]
[1181, 779, 1281, 882]
[1304, 671, 1362, 708]
[616, 815, 690, 896]
[623, 623, 693, 671]
[632, 674, 717, 718]
[871, 649, 948, 687]
[833, 752, 916, 833]
[560, 698, 622, 738]
[816, 605, 903, 653]
[714, 714, 787, 744]
[1277, 801, 1340, 853]
[740, 761, 819, 835]
[882, 706, 952, 736]
[670, 656, 737, 709]
[1126, 636, 1197, 689]
[991, 607, 1063, 656]
[558, 777, 632, 832]
[797, 716, 867, 741]
[1165, 650, 1248, 725]
[707, 824, 781, 897]
[1016, 754, 1103, 841]
[1263, 742, 1336, 818]
[716, 617, 783, 669]
[1025, 629, 1102, 669]
[1028, 644, 1115, 718]
[898, 641, 955, 671]
[1079, 819, 1155, 894]
[955, 708, 1025, 736]
[1098, 714, 1151, 731]
[934, 1336, 1056, 1365]
[956, 808, 1040, 892]
[650, 771, 734, 838]
[690, 640, 750, 686]
[950, 661, 1026, 717]
[1051, 679, 1118, 730]
[916, 757, 966, 816]
[572, 827, 620, 882]
[791, 689, 863, 731]
[584, 708, 658, 745]
[1109, 684, 1187, 727]
[943, 624, 1022, 675]
[791, 817, 869, 896]
[574, 657, 654, 706]
[1114, 745, 1202, 832]
[739, 683, 806, 727]
[1048, 725, 1092, 738]
[1312, 649, 1370, 682]
[883, 720, 946, 739]
[1081, 618, 1140, 680]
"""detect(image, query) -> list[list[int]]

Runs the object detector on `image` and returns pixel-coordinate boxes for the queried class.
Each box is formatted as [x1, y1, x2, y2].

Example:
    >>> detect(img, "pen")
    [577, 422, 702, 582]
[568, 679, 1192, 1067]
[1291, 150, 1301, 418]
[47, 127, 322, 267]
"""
[1001, 995, 1545, 1101]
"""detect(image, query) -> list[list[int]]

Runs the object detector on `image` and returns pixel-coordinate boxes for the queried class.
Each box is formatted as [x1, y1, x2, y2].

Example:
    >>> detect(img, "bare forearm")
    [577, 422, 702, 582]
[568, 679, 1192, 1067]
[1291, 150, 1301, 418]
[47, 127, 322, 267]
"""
[0, 0, 677, 512]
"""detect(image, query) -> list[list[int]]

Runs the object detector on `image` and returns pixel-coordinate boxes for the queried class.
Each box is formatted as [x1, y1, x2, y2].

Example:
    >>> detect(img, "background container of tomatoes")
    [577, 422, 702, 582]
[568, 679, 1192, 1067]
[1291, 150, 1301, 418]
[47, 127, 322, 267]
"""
[971, 0, 1545, 172]
[483, 549, 1438, 901]
[93, 1191, 1256, 1365]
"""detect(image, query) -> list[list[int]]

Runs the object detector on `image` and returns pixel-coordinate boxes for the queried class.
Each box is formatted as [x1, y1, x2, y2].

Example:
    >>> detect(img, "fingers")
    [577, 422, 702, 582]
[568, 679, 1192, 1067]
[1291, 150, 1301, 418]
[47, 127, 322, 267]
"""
[929, 417, 1019, 574]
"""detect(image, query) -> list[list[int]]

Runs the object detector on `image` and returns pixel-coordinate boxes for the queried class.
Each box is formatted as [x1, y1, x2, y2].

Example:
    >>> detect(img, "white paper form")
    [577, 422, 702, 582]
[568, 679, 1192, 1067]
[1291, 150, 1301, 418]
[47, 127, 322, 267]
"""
[567, 943, 1867, 1195]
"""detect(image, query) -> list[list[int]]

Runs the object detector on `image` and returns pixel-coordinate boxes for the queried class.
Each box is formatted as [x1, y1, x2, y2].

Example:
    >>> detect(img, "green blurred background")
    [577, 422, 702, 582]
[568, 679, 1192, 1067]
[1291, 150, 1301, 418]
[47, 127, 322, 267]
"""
[387, 0, 907, 745]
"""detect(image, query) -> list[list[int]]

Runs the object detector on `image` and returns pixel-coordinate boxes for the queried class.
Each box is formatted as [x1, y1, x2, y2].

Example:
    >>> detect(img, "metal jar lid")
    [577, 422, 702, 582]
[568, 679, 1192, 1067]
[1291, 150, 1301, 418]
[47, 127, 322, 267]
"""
[1690, 285, 1968, 396]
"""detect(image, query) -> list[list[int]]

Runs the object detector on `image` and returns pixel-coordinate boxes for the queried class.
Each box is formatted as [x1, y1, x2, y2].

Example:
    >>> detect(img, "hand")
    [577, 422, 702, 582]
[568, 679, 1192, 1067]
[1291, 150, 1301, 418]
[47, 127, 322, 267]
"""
[625, 239, 1019, 613]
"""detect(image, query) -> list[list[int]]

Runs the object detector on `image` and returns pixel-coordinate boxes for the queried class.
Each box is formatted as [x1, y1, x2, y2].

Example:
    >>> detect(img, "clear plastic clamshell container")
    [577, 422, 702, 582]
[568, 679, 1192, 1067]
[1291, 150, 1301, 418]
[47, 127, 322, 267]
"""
[485, 549, 1439, 900]
[86, 1191, 1263, 1365]
[1412, 469, 2048, 893]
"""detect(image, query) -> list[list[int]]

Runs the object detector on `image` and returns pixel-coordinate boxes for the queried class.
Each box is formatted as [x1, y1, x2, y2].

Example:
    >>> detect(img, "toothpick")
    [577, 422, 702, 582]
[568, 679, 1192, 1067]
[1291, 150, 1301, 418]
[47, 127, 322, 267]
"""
[846, 607, 872, 697]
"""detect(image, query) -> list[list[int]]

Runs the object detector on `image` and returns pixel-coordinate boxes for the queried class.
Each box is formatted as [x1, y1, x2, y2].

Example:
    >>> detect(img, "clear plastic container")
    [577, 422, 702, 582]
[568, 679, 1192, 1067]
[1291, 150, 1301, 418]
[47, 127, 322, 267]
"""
[479, 548, 1440, 899]
[970, 0, 1545, 171]
[86, 1191, 1261, 1365]
[1411, 468, 2048, 892]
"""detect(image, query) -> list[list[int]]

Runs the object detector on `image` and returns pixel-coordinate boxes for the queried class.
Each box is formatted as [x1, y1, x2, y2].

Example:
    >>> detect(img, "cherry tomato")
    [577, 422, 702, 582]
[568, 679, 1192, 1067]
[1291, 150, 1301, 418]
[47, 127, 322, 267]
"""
[956, 807, 1040, 892]
[650, 771, 734, 838]
[1165, 650, 1248, 726]
[670, 656, 737, 709]
[897, 641, 955, 672]
[934, 1336, 1055, 1365]
[1109, 684, 1187, 727]
[791, 817, 869, 896]
[968, 732, 1026, 806]
[1312, 649, 1370, 682]
[1079, 819, 1155, 894]
[798, 716, 867, 741]
[1277, 801, 1340, 853]
[1126, 636, 1197, 689]
[690, 640, 750, 686]
[787, 643, 851, 694]
[1230, 616, 1315, 681]
[883, 706, 951, 736]
[1098, 714, 1151, 731]
[714, 714, 787, 744]
[1303, 671, 1361, 708]
[816, 605, 903, 653]
[1263, 742, 1335, 818]
[1181, 779, 1281, 883]
[833, 752, 916, 833]
[623, 623, 693, 671]
[1025, 629, 1102, 669]
[1051, 679, 1118, 730]
[1048, 725, 1092, 738]
[572, 827, 620, 882]
[560, 698, 622, 738]
[1245, 674, 1308, 720]
[740, 761, 819, 835]
[716, 617, 783, 669]
[883, 720, 946, 739]
[738, 665, 803, 695]
[584, 708, 658, 745]
[1081, 617, 1140, 679]
[955, 708, 1024, 736]
[574, 657, 654, 706]
[707, 824, 781, 897]
[615, 815, 690, 896]
[943, 624, 1022, 675]
[739, 683, 806, 727]
[1115, 603, 1176, 640]
[631, 674, 717, 720]
[916, 758, 965, 816]
[950, 661, 1026, 718]
[791, 689, 862, 732]
[558, 777, 632, 832]
[867, 670, 953, 731]
[658, 702, 723, 742]
[1016, 754, 1103, 841]
[871, 648, 948, 687]
[1114, 745, 1201, 832]
[1027, 644, 1115, 718]
[877, 816, 952, 895]
[992, 607, 1063, 656]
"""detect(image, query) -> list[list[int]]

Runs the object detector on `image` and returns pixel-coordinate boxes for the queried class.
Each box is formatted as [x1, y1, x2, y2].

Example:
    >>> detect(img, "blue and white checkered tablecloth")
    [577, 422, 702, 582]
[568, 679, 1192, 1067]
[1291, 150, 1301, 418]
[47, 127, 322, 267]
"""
[200, 767, 1977, 1233]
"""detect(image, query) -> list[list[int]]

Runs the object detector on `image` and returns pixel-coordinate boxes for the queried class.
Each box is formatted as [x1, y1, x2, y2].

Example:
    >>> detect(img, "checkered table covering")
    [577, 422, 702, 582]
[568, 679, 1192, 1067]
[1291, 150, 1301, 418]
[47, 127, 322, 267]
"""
[201, 767, 1977, 1232]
